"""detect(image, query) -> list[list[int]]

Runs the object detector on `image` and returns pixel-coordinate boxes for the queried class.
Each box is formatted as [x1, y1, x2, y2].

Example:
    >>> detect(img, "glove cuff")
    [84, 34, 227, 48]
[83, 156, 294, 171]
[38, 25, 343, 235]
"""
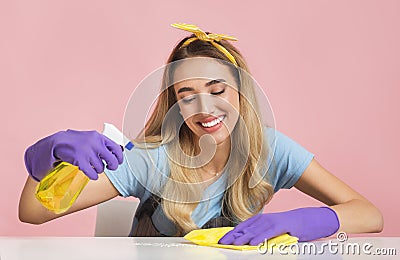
[24, 145, 40, 181]
[320, 206, 340, 237]
[24, 135, 60, 182]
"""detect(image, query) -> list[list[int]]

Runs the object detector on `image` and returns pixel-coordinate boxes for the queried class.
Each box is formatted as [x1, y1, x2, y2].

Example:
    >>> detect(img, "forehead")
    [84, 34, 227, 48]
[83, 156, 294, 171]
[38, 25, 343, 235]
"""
[172, 58, 237, 89]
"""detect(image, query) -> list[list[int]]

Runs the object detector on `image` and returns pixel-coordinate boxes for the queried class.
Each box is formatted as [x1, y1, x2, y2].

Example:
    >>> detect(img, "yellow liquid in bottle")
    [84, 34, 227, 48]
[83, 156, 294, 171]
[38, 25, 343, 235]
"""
[35, 162, 89, 214]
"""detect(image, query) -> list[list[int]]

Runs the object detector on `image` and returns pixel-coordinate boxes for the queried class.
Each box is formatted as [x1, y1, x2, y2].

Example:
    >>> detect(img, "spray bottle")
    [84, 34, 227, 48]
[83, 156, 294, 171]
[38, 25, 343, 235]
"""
[35, 123, 133, 214]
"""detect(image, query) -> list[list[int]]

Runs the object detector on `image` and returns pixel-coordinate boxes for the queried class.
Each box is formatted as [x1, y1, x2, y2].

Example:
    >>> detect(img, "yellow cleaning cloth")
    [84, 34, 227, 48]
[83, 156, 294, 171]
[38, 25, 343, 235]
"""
[184, 227, 298, 250]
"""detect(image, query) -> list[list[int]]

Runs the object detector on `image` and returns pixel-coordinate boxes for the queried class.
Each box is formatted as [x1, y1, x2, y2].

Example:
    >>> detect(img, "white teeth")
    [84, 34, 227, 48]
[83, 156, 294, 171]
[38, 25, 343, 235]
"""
[201, 115, 225, 128]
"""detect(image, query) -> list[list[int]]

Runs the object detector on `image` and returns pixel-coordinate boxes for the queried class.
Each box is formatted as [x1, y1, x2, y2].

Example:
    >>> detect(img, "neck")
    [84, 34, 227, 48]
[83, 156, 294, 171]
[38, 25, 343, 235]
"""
[196, 136, 231, 177]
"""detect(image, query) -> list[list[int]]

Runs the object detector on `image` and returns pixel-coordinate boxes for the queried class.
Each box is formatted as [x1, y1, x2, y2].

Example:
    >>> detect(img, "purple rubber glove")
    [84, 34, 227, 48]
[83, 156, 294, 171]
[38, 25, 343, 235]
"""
[218, 207, 340, 245]
[24, 130, 124, 181]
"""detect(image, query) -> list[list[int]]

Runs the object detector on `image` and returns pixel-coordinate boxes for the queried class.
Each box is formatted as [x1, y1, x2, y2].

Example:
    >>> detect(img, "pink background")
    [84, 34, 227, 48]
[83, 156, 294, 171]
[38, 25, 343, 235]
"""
[1, 0, 399, 236]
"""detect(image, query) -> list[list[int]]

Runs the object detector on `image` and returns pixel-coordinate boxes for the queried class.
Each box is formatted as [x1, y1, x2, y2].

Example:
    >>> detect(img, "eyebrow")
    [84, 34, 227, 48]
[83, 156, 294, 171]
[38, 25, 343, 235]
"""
[177, 79, 226, 94]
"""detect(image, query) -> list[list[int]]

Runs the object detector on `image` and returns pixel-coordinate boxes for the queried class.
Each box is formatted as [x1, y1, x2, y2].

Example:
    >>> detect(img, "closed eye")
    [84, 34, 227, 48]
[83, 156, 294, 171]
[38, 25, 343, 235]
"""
[211, 89, 225, 95]
[180, 88, 225, 104]
[181, 96, 195, 104]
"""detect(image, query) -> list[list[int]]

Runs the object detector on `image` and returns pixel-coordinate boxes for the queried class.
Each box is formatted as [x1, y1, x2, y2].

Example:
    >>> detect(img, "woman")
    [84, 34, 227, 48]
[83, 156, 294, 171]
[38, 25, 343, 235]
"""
[19, 23, 383, 246]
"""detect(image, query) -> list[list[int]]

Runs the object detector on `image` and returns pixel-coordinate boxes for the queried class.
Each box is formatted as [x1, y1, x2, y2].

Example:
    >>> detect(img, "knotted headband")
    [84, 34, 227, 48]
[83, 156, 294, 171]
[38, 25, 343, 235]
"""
[171, 23, 238, 66]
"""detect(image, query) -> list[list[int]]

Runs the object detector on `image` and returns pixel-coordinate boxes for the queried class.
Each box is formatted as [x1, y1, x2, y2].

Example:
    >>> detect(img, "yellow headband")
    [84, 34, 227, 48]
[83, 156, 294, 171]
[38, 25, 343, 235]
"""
[171, 23, 238, 66]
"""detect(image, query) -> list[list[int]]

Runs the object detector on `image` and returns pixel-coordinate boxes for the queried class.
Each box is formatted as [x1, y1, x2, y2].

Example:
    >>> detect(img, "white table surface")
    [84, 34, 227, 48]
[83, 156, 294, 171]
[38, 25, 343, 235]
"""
[0, 237, 399, 260]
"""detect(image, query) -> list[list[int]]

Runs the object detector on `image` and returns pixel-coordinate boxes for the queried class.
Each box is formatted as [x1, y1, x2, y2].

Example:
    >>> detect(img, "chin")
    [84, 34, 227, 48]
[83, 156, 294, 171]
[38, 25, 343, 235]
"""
[213, 131, 231, 146]
[195, 127, 231, 146]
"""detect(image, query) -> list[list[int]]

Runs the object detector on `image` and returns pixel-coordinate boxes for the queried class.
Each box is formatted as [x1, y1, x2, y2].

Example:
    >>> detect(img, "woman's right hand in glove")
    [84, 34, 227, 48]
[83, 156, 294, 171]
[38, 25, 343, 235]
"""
[24, 129, 124, 181]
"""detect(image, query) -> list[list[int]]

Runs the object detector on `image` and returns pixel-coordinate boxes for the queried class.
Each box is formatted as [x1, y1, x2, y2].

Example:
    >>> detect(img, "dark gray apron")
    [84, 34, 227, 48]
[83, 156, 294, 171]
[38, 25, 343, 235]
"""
[130, 193, 236, 236]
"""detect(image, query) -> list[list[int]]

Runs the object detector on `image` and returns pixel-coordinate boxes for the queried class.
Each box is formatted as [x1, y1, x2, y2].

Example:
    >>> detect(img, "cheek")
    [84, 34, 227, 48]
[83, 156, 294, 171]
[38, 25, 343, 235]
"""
[179, 105, 195, 121]
[225, 93, 240, 113]
[178, 107, 199, 129]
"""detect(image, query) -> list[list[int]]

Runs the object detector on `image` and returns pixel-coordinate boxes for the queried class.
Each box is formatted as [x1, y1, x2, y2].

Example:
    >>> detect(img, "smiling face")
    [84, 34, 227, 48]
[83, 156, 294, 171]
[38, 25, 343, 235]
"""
[172, 59, 240, 146]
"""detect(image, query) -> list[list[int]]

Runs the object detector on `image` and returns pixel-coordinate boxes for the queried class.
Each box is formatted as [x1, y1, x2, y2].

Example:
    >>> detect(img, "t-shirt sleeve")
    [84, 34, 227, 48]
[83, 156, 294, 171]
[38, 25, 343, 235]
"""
[104, 145, 161, 199]
[265, 128, 315, 193]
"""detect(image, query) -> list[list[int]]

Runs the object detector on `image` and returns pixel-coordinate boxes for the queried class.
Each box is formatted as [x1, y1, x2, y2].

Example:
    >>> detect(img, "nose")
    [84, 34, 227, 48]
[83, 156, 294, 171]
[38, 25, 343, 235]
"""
[178, 93, 219, 121]
[197, 93, 215, 115]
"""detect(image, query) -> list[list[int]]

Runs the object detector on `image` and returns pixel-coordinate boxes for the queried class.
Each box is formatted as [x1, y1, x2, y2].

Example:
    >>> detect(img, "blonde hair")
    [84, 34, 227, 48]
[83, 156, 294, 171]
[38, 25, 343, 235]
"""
[135, 35, 275, 234]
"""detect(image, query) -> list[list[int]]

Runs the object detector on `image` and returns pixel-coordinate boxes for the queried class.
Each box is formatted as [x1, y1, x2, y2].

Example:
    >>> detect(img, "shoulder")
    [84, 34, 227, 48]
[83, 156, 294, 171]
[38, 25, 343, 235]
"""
[263, 126, 315, 192]
[263, 126, 312, 159]
[124, 144, 163, 168]
[105, 144, 170, 198]
[125, 143, 170, 181]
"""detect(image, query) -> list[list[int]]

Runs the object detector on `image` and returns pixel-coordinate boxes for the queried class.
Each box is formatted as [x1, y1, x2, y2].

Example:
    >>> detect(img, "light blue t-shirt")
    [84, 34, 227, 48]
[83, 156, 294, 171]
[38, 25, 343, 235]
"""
[104, 127, 314, 233]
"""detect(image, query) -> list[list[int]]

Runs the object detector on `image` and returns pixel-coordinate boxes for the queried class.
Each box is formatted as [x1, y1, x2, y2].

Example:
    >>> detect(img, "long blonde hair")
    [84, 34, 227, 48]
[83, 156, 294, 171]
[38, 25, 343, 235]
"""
[135, 35, 275, 234]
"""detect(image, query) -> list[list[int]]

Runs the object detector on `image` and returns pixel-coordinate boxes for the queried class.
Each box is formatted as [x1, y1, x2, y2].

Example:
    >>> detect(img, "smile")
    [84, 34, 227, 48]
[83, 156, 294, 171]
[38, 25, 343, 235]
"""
[199, 115, 226, 128]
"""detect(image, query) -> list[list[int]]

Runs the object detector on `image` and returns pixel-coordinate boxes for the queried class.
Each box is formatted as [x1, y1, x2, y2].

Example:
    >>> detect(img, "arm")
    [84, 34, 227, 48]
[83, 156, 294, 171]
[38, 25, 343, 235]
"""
[219, 129, 383, 245]
[294, 158, 383, 233]
[19, 173, 119, 224]
[219, 159, 383, 245]
[20, 129, 125, 224]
